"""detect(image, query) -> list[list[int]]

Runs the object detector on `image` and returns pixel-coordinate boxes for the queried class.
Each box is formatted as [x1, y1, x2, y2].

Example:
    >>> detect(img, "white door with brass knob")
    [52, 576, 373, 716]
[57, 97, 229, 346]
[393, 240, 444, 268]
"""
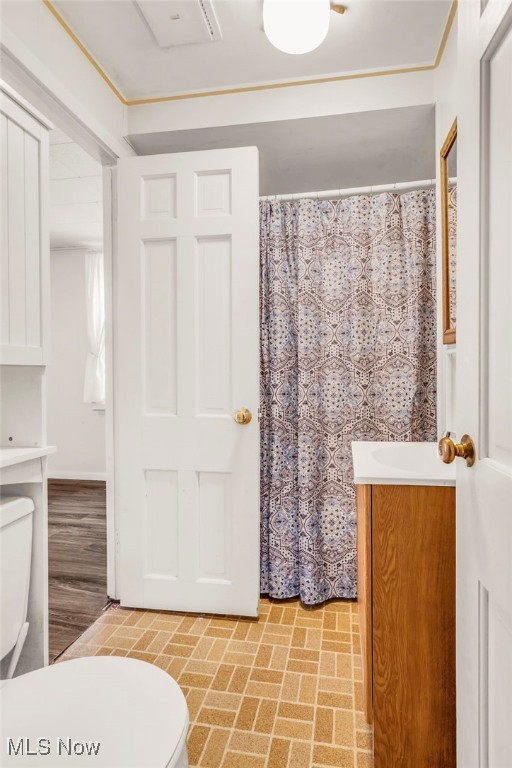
[457, 5, 512, 765]
[115, 147, 260, 616]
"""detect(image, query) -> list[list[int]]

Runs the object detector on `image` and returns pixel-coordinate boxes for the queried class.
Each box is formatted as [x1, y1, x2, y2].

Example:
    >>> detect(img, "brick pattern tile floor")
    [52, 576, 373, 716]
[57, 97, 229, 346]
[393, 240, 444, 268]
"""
[57, 598, 374, 767]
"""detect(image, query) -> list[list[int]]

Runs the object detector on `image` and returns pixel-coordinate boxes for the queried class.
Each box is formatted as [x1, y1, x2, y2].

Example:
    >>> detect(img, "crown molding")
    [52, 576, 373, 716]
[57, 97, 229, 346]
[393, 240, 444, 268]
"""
[42, 0, 457, 107]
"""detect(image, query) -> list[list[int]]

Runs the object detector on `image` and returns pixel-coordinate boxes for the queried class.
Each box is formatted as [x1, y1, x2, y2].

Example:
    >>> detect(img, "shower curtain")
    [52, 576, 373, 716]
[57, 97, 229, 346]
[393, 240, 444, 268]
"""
[260, 191, 437, 604]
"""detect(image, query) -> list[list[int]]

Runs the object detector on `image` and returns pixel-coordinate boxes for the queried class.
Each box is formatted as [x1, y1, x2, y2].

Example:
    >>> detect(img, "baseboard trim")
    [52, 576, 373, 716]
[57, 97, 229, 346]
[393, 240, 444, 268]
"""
[48, 471, 107, 481]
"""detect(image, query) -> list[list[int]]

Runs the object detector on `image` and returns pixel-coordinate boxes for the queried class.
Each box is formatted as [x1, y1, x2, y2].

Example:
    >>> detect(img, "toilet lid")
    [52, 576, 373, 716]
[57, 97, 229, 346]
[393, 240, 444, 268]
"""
[0, 657, 188, 767]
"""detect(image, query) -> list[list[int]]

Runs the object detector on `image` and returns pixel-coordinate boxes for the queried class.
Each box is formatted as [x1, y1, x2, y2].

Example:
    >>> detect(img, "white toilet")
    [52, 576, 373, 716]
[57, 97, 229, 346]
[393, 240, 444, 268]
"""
[0, 496, 189, 767]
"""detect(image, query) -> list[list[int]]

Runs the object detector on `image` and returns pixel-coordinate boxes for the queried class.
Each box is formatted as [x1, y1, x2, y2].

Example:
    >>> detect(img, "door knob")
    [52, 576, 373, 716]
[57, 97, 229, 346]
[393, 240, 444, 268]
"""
[235, 408, 252, 425]
[438, 431, 476, 467]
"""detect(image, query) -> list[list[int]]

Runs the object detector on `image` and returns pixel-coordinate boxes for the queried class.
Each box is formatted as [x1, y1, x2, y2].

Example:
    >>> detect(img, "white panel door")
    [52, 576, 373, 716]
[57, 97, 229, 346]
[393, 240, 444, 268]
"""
[115, 147, 260, 616]
[457, 3, 512, 765]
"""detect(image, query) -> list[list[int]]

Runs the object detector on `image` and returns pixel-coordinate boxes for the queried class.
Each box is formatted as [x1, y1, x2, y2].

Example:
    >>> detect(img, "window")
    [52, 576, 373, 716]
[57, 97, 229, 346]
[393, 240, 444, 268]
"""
[83, 251, 105, 406]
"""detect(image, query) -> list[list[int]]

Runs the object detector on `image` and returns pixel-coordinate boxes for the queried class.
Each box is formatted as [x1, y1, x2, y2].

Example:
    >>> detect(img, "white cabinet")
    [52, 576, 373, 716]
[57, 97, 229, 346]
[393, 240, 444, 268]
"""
[0, 83, 51, 366]
[0, 83, 52, 675]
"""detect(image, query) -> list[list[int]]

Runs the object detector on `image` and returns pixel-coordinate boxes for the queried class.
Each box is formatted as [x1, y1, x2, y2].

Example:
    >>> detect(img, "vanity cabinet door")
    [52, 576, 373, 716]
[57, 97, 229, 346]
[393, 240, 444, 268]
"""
[0, 88, 50, 366]
[371, 485, 456, 767]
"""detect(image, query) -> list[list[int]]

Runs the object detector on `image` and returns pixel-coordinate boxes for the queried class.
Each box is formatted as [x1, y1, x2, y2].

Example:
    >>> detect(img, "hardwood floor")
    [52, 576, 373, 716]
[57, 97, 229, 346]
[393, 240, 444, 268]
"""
[48, 479, 107, 662]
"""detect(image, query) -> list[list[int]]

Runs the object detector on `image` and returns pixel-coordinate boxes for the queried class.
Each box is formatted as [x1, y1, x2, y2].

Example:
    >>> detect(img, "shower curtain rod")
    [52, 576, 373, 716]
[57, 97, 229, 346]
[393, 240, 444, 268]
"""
[259, 178, 438, 202]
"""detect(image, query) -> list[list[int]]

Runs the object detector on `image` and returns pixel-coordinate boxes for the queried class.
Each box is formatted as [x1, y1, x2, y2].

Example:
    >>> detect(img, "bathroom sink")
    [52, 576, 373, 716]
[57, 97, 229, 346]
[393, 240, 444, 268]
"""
[351, 441, 456, 486]
[372, 443, 437, 473]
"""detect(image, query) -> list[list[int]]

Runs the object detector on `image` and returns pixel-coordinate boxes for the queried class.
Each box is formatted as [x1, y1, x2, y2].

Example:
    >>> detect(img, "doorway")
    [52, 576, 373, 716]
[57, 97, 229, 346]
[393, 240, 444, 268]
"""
[46, 126, 108, 660]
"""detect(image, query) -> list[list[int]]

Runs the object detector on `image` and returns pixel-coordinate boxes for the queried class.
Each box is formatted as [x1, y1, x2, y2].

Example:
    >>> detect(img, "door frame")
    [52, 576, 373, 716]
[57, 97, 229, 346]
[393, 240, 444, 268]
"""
[1, 58, 123, 599]
[102, 165, 118, 598]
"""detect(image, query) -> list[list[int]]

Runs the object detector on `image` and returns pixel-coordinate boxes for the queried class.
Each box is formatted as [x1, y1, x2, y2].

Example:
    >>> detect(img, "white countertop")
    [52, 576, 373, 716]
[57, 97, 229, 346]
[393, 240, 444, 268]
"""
[352, 441, 456, 487]
[0, 446, 56, 469]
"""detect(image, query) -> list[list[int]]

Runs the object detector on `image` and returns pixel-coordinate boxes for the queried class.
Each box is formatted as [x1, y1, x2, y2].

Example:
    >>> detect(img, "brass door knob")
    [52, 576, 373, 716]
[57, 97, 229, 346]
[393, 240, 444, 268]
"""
[438, 432, 476, 467]
[235, 408, 252, 425]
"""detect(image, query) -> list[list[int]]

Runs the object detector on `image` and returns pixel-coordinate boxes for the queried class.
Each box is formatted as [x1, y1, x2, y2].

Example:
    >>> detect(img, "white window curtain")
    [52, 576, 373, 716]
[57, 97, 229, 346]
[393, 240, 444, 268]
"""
[83, 251, 106, 404]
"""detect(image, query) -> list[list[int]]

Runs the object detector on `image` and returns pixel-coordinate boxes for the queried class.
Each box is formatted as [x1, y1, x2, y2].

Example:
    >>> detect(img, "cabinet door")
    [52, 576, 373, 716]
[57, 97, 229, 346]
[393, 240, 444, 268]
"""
[1, 89, 49, 365]
[372, 484, 456, 766]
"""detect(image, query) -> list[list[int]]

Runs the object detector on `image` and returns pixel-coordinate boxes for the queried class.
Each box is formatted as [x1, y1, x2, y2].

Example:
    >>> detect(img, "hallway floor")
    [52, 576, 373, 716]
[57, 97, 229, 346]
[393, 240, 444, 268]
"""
[57, 598, 373, 767]
[48, 479, 107, 661]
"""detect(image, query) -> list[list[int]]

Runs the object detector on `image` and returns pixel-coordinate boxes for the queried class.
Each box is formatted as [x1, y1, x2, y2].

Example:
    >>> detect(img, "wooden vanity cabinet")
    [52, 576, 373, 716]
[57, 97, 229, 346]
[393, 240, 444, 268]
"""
[356, 483, 456, 767]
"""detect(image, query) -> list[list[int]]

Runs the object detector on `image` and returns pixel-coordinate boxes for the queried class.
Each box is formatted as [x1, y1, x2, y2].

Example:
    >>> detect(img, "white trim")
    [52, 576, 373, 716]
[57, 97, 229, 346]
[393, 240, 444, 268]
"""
[48, 471, 107, 481]
[0, 47, 128, 164]
[259, 178, 437, 202]
[0, 79, 53, 129]
[51, 246, 95, 253]
[103, 166, 117, 600]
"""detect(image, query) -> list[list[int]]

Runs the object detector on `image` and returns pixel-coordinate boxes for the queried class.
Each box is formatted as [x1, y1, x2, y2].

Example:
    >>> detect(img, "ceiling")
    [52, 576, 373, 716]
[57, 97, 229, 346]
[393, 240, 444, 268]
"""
[51, 0, 453, 101]
[129, 104, 436, 195]
[50, 128, 103, 250]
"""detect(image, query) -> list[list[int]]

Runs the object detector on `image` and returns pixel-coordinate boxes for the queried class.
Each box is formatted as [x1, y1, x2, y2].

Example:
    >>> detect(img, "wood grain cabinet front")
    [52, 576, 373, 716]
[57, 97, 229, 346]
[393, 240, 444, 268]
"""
[356, 483, 456, 767]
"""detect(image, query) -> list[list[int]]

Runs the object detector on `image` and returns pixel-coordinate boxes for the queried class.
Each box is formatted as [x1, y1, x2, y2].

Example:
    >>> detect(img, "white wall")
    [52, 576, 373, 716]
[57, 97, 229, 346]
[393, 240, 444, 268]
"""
[434, 15, 457, 436]
[127, 68, 435, 137]
[47, 249, 106, 480]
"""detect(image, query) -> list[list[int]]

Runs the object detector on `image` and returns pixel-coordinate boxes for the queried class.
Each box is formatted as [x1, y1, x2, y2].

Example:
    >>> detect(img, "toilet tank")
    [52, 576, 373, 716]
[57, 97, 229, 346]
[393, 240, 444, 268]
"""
[0, 496, 34, 660]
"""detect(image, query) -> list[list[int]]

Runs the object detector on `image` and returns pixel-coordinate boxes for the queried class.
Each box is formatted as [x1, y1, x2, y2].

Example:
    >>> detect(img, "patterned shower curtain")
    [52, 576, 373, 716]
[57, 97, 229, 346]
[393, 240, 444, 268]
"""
[260, 191, 437, 604]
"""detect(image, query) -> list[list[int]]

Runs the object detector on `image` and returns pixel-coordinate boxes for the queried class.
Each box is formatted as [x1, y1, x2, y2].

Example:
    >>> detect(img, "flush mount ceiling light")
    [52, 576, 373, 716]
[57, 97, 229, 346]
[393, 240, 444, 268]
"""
[263, 0, 344, 55]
